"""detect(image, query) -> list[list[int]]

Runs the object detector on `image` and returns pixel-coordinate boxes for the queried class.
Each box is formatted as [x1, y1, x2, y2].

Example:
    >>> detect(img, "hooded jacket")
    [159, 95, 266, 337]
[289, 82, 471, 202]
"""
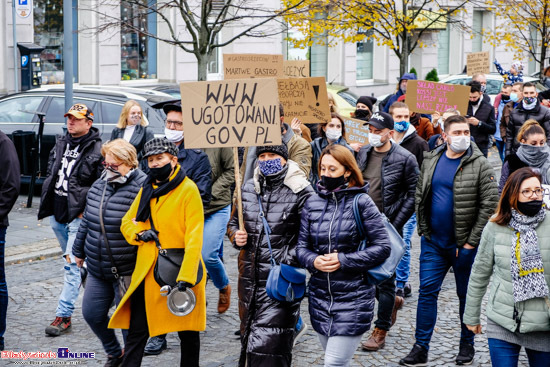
[296, 184, 391, 337]
[227, 160, 314, 367]
[396, 125, 429, 166]
[0, 130, 20, 227]
[506, 101, 550, 156]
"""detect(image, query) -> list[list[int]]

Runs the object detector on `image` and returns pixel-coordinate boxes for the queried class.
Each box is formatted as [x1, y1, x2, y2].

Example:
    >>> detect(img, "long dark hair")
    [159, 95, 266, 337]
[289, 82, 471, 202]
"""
[492, 167, 542, 225]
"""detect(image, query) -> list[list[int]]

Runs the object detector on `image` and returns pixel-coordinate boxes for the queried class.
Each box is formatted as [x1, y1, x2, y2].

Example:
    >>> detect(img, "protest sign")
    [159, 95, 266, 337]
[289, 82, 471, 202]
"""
[179, 79, 281, 149]
[283, 60, 310, 78]
[277, 77, 331, 124]
[466, 51, 490, 76]
[344, 117, 369, 145]
[223, 54, 283, 79]
[406, 80, 470, 115]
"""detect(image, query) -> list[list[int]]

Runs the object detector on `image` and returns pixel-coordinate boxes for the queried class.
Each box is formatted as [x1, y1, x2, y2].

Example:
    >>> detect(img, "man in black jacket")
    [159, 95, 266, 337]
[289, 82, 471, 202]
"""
[0, 130, 20, 350]
[466, 81, 496, 157]
[38, 104, 103, 337]
[356, 111, 419, 352]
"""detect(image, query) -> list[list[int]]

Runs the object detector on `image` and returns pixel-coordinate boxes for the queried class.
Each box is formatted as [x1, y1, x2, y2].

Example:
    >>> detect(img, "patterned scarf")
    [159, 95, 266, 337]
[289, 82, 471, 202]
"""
[509, 208, 549, 303]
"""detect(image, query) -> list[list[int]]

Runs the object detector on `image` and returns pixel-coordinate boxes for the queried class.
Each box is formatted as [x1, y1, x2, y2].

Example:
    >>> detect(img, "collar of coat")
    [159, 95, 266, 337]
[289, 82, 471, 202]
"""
[253, 160, 310, 194]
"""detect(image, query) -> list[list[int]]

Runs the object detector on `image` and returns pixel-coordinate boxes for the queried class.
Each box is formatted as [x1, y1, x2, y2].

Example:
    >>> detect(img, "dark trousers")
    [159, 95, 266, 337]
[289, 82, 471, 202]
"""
[374, 273, 396, 331]
[415, 236, 477, 350]
[488, 338, 550, 367]
[0, 227, 7, 349]
[121, 282, 200, 367]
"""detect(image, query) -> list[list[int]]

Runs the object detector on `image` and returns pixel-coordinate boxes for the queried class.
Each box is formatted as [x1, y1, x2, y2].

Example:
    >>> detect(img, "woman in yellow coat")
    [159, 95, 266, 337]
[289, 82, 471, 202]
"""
[108, 138, 206, 367]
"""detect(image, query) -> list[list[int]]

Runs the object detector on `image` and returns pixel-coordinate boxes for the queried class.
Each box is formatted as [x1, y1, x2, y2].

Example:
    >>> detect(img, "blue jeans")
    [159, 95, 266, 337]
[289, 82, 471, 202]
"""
[415, 236, 477, 350]
[396, 213, 416, 289]
[50, 216, 82, 317]
[82, 273, 125, 357]
[0, 227, 7, 348]
[495, 140, 506, 162]
[202, 205, 231, 290]
[318, 333, 363, 367]
[488, 338, 550, 367]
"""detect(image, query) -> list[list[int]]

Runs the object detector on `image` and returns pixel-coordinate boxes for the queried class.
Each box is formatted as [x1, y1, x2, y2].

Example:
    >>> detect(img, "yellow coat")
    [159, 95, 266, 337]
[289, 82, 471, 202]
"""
[108, 166, 206, 336]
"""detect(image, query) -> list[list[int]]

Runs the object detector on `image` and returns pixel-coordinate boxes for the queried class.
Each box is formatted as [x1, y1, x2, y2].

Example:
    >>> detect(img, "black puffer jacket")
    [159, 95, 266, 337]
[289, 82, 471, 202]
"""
[467, 99, 497, 150]
[506, 101, 550, 155]
[297, 185, 391, 336]
[177, 143, 212, 209]
[227, 161, 313, 367]
[72, 169, 147, 280]
[356, 142, 418, 232]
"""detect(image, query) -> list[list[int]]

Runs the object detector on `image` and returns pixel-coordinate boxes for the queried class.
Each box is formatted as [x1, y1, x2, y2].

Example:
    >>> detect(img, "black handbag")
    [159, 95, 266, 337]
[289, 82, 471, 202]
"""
[149, 215, 203, 288]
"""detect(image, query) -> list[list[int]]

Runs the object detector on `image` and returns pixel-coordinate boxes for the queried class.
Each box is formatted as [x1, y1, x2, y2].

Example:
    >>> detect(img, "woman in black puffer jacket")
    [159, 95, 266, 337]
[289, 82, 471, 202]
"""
[297, 145, 391, 366]
[72, 139, 146, 365]
[228, 144, 313, 367]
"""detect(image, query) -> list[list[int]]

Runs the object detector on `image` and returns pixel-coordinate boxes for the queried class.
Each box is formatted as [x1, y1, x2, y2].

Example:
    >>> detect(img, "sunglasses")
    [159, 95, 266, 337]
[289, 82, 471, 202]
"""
[102, 161, 121, 170]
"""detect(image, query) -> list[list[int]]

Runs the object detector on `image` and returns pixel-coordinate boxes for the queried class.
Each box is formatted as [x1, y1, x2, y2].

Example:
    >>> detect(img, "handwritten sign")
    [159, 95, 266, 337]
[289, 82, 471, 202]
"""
[277, 77, 331, 124]
[223, 54, 283, 79]
[180, 79, 281, 148]
[344, 117, 369, 145]
[283, 60, 310, 78]
[466, 51, 490, 76]
[406, 80, 470, 115]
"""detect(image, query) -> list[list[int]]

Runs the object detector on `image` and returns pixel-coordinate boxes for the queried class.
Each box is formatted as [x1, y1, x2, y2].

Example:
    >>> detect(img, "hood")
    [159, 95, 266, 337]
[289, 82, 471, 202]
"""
[253, 160, 310, 194]
[396, 124, 417, 145]
[399, 73, 417, 82]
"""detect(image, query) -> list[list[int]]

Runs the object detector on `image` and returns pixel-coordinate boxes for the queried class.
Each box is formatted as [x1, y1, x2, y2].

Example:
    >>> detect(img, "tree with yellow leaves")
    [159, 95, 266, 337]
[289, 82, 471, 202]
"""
[284, 0, 474, 76]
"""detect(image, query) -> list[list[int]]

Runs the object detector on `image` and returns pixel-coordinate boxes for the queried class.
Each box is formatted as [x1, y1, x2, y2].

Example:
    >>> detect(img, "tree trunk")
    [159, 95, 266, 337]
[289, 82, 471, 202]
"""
[399, 31, 409, 76]
[197, 54, 208, 81]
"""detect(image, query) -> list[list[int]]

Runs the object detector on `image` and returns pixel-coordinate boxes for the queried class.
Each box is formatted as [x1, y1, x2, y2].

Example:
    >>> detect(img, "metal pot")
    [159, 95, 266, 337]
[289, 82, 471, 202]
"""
[160, 285, 196, 316]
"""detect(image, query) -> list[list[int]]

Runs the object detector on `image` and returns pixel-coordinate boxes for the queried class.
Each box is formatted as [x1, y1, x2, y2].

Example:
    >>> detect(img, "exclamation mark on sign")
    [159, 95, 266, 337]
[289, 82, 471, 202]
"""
[313, 85, 320, 106]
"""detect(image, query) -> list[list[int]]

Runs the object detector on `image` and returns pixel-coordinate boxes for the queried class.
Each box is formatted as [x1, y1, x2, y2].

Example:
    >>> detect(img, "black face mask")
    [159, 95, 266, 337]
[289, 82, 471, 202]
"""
[468, 98, 480, 106]
[501, 95, 511, 102]
[321, 175, 346, 191]
[517, 200, 543, 217]
[149, 162, 173, 182]
[354, 109, 371, 120]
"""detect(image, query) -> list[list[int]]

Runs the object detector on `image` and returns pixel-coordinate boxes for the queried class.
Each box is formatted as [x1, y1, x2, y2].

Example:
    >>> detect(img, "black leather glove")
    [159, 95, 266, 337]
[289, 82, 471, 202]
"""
[137, 229, 158, 242]
[177, 281, 193, 292]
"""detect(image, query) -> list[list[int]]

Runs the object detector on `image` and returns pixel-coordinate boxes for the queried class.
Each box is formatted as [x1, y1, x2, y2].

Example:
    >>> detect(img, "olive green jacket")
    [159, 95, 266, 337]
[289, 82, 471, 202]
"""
[204, 147, 234, 215]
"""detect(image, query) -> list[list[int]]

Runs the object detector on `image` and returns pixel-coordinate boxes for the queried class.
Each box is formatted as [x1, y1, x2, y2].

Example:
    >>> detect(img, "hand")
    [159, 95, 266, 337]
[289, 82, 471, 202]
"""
[177, 281, 193, 292]
[463, 243, 475, 250]
[235, 230, 248, 247]
[542, 99, 550, 107]
[467, 117, 479, 126]
[466, 324, 482, 334]
[432, 111, 441, 122]
[313, 253, 341, 273]
[75, 257, 84, 268]
[350, 143, 362, 152]
[290, 118, 302, 135]
[78, 212, 84, 219]
[137, 229, 159, 242]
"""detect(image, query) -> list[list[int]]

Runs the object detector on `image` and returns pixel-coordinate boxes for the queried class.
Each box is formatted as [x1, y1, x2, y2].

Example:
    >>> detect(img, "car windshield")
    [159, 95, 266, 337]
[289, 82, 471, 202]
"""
[337, 89, 358, 107]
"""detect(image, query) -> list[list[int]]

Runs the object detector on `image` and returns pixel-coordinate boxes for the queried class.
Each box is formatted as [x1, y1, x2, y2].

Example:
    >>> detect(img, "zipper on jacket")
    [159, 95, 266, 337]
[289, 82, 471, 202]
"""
[327, 192, 338, 335]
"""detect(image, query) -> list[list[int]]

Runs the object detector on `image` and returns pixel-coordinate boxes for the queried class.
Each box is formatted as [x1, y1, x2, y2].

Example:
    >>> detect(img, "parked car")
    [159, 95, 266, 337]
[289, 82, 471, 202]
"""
[0, 87, 172, 184]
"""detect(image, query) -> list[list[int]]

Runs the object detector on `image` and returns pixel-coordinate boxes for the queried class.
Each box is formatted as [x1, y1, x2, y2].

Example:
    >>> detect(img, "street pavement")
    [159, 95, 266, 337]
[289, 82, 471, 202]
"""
[2, 147, 531, 366]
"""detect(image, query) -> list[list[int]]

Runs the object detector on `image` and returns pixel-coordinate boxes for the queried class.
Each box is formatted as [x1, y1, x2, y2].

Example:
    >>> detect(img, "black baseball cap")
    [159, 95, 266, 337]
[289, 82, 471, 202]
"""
[363, 111, 394, 130]
[152, 99, 182, 114]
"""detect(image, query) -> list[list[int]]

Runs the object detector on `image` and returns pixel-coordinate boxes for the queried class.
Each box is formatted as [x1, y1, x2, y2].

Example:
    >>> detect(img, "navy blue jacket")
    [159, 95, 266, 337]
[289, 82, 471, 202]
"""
[177, 143, 212, 209]
[297, 185, 391, 337]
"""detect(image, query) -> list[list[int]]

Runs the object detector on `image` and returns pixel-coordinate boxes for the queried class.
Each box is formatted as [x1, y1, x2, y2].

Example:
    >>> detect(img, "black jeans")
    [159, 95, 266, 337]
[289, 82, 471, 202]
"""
[0, 227, 7, 349]
[374, 273, 396, 331]
[121, 282, 200, 367]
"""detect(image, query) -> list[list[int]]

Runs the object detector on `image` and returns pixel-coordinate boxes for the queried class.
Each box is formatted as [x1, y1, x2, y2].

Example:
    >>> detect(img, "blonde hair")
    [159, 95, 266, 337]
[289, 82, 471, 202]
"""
[116, 100, 148, 129]
[101, 139, 139, 169]
[517, 119, 546, 142]
[327, 92, 339, 113]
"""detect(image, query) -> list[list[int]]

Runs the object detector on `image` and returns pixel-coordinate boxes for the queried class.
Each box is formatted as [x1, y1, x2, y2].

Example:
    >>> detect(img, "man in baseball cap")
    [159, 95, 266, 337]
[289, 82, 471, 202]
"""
[64, 103, 94, 121]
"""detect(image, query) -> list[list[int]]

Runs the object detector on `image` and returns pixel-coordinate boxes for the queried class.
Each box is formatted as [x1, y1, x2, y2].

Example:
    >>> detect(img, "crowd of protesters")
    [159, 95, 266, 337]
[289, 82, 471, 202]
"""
[0, 70, 548, 367]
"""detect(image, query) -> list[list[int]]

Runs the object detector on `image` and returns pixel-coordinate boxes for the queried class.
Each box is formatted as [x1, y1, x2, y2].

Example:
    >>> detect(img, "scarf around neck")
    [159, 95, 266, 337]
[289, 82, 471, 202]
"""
[508, 208, 549, 303]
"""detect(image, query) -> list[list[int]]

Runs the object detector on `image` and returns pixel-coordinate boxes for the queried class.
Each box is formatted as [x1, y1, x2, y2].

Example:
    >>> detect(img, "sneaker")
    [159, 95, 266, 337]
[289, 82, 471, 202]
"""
[234, 329, 241, 336]
[391, 296, 405, 327]
[404, 283, 412, 298]
[45, 316, 71, 336]
[396, 287, 405, 298]
[218, 284, 231, 314]
[293, 322, 309, 346]
[361, 327, 387, 351]
[455, 343, 475, 365]
[399, 344, 428, 366]
[104, 352, 124, 367]
[143, 335, 167, 356]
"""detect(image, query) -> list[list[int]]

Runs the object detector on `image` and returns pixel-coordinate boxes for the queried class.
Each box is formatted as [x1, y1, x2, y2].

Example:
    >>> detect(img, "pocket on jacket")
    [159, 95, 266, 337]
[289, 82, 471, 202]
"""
[489, 282, 500, 308]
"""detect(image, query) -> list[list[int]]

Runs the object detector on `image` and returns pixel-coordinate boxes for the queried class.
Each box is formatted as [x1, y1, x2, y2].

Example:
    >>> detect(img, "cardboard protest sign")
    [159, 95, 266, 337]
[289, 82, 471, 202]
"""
[406, 80, 470, 115]
[283, 60, 310, 78]
[223, 54, 283, 79]
[277, 77, 331, 124]
[179, 79, 281, 148]
[344, 117, 369, 145]
[466, 51, 490, 76]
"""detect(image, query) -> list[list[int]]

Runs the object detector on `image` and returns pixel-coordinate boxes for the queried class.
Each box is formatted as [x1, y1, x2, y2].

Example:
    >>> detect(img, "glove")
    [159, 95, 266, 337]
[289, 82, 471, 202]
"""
[177, 281, 193, 292]
[137, 229, 158, 242]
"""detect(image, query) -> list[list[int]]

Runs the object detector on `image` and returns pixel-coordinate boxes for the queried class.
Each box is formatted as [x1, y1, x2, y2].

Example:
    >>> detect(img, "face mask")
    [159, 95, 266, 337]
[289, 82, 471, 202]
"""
[448, 135, 471, 153]
[321, 175, 346, 191]
[501, 95, 511, 102]
[516, 200, 543, 217]
[102, 167, 122, 182]
[400, 83, 407, 94]
[524, 97, 537, 104]
[128, 114, 141, 125]
[468, 98, 480, 106]
[325, 128, 342, 141]
[258, 158, 284, 176]
[149, 161, 173, 182]
[480, 84, 487, 93]
[510, 93, 519, 102]
[354, 109, 371, 120]
[368, 132, 387, 148]
[394, 120, 410, 133]
[165, 127, 184, 143]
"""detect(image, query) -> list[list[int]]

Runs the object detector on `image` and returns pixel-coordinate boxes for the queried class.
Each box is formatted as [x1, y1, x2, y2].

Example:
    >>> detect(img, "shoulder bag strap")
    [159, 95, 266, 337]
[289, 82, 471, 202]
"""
[353, 193, 368, 251]
[147, 214, 164, 252]
[99, 183, 120, 278]
[257, 194, 276, 266]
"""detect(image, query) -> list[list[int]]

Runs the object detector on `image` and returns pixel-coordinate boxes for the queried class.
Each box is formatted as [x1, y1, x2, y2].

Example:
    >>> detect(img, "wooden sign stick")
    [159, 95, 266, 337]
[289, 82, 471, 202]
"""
[233, 146, 244, 230]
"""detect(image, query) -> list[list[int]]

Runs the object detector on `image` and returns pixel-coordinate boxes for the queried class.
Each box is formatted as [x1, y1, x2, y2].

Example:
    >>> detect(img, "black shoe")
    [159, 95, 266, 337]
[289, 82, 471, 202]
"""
[234, 329, 241, 336]
[104, 353, 123, 367]
[455, 343, 474, 365]
[143, 335, 167, 356]
[396, 287, 405, 298]
[404, 283, 412, 298]
[399, 344, 428, 366]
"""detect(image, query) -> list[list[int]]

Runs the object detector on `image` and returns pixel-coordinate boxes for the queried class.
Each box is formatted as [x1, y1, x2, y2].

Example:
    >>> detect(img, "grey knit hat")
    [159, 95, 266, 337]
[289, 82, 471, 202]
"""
[256, 144, 289, 160]
[142, 137, 179, 158]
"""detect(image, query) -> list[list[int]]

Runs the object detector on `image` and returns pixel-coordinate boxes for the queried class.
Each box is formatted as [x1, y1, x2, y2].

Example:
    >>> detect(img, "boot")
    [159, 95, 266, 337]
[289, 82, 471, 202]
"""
[218, 284, 231, 314]
[361, 327, 387, 351]
[391, 296, 404, 327]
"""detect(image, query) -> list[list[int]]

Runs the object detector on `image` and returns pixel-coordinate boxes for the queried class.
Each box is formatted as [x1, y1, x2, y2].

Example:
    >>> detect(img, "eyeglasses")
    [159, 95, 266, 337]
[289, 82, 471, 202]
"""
[165, 120, 183, 128]
[521, 188, 544, 198]
[102, 161, 121, 170]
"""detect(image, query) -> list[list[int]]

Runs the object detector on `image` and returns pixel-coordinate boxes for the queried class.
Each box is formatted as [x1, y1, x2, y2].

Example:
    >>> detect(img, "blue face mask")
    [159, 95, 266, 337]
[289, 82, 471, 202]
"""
[394, 120, 410, 133]
[258, 158, 284, 176]
[510, 93, 519, 102]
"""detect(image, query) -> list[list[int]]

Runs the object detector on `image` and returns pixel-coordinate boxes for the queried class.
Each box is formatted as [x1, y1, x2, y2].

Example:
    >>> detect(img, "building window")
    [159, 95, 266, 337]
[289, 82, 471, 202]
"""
[357, 38, 373, 80]
[121, 0, 157, 80]
[472, 10, 483, 53]
[437, 24, 450, 75]
[34, 0, 78, 84]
